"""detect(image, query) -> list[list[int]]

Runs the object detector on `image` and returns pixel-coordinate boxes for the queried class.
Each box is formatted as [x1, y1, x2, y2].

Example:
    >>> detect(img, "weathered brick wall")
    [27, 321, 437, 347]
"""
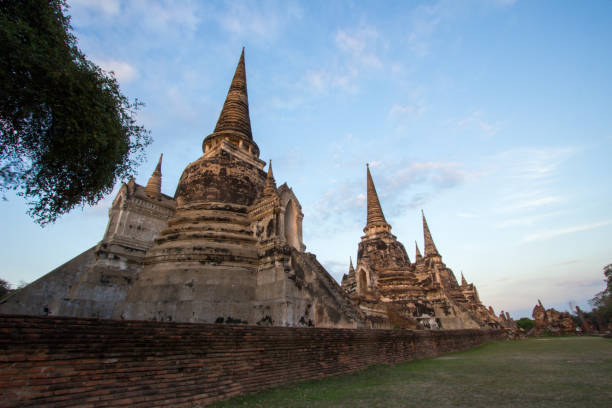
[0, 315, 504, 408]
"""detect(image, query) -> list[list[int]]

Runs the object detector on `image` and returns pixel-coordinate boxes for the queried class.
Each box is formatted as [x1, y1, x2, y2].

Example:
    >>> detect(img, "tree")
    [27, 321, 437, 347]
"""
[0, 278, 10, 298]
[516, 317, 534, 332]
[0, 0, 150, 225]
[589, 264, 612, 328]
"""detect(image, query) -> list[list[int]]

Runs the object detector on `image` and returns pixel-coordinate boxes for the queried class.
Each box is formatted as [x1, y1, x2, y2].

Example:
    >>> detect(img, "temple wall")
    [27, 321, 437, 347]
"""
[0, 248, 96, 317]
[0, 314, 505, 408]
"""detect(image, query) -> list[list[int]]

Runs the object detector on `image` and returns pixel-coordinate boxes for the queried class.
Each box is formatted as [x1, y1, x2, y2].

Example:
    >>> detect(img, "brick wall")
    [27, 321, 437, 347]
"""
[0, 315, 504, 407]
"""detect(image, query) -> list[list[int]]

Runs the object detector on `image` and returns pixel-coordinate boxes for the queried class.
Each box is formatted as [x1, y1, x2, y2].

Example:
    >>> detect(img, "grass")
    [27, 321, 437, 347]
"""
[211, 337, 612, 408]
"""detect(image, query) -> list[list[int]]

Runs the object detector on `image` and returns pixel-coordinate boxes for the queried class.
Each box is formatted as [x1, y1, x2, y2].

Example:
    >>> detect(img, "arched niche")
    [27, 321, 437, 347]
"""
[284, 199, 300, 250]
[278, 184, 305, 252]
[358, 267, 369, 295]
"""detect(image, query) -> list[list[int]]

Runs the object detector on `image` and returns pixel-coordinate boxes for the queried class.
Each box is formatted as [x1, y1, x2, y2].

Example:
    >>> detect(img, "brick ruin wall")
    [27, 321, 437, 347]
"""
[0, 315, 505, 408]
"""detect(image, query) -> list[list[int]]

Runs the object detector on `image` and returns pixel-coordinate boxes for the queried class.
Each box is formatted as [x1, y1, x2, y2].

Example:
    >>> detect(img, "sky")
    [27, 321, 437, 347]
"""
[2, 0, 611, 319]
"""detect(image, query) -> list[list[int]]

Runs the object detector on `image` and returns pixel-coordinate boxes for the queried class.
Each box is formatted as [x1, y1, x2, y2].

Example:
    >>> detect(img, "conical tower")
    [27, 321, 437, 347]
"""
[213, 47, 252, 140]
[364, 164, 391, 235]
[202, 48, 261, 160]
[349, 257, 355, 274]
[175, 49, 265, 206]
[461, 272, 468, 287]
[120, 49, 267, 323]
[415, 241, 423, 261]
[144, 154, 163, 198]
[263, 160, 277, 196]
[421, 210, 440, 257]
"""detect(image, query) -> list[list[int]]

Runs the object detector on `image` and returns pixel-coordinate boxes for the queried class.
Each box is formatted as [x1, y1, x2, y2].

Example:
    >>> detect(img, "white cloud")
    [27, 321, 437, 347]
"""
[97, 59, 138, 83]
[71, 0, 120, 15]
[521, 220, 612, 243]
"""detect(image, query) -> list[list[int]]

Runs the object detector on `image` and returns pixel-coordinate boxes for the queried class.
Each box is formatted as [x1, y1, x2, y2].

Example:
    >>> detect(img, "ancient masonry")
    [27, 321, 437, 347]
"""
[1, 50, 499, 330]
[531, 299, 577, 335]
[340, 165, 501, 329]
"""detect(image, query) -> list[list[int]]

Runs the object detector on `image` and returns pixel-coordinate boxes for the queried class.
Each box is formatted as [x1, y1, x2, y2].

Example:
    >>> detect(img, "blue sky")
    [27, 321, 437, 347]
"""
[2, 0, 611, 319]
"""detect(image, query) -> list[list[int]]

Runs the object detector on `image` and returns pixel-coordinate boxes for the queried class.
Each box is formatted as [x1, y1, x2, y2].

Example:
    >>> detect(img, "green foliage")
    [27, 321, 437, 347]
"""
[0, 278, 10, 298]
[589, 264, 612, 327]
[0, 0, 150, 225]
[516, 317, 535, 332]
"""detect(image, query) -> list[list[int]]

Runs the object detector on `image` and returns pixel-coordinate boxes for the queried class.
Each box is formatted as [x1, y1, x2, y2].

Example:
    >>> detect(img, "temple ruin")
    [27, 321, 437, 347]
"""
[341, 165, 500, 329]
[531, 299, 577, 335]
[1, 50, 500, 330]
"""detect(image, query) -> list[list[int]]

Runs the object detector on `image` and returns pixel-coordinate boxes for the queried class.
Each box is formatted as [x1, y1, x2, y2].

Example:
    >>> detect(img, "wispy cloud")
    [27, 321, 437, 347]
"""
[305, 24, 385, 94]
[499, 196, 563, 212]
[308, 160, 473, 231]
[456, 110, 501, 137]
[335, 26, 383, 68]
[495, 210, 567, 228]
[389, 102, 426, 121]
[97, 59, 139, 84]
[70, 0, 120, 15]
[490, 147, 577, 230]
[216, 1, 302, 43]
[521, 220, 612, 243]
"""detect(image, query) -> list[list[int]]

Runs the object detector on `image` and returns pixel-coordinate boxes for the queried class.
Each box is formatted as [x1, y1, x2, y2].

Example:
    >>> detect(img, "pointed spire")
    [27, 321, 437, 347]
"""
[461, 272, 468, 286]
[364, 164, 390, 234]
[213, 48, 253, 140]
[145, 153, 163, 198]
[415, 241, 423, 261]
[488, 305, 495, 315]
[349, 257, 355, 273]
[421, 210, 440, 257]
[263, 160, 277, 196]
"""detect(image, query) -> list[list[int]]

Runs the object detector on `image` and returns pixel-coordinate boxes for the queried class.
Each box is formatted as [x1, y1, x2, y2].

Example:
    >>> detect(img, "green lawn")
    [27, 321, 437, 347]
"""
[212, 337, 612, 408]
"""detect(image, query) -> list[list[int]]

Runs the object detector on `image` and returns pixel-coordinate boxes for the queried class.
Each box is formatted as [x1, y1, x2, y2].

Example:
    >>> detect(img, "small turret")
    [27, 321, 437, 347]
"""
[421, 210, 440, 257]
[263, 160, 277, 196]
[144, 153, 163, 198]
[461, 272, 468, 287]
[415, 241, 423, 261]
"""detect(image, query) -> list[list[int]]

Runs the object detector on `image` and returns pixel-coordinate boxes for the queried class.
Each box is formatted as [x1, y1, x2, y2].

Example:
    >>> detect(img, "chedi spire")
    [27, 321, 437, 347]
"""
[415, 241, 423, 261]
[421, 210, 440, 257]
[213, 48, 253, 140]
[145, 153, 163, 198]
[364, 164, 391, 234]
[263, 160, 277, 196]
